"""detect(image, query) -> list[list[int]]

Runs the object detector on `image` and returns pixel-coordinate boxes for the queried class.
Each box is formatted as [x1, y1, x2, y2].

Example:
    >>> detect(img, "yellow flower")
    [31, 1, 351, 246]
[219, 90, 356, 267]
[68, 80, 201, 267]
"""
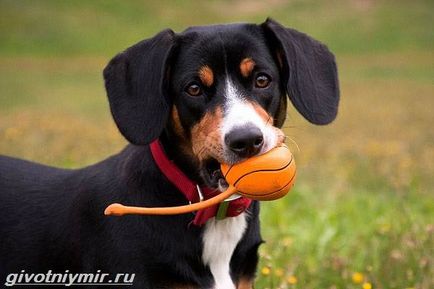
[362, 282, 372, 289]
[379, 223, 391, 234]
[352, 272, 364, 284]
[274, 268, 284, 277]
[261, 266, 271, 276]
[287, 275, 297, 285]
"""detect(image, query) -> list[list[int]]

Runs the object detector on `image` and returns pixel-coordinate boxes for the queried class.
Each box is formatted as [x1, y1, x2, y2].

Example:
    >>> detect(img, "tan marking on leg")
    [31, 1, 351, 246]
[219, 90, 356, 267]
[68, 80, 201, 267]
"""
[199, 65, 214, 87]
[237, 277, 254, 289]
[240, 58, 255, 78]
[191, 107, 225, 162]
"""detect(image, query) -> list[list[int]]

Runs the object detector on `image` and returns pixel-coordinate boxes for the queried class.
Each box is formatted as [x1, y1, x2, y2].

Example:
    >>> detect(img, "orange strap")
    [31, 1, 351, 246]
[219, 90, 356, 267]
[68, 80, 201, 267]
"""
[104, 186, 237, 216]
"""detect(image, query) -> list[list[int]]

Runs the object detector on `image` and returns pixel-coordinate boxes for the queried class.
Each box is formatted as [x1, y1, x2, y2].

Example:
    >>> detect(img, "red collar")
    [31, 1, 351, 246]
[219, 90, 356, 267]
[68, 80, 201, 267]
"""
[150, 139, 251, 226]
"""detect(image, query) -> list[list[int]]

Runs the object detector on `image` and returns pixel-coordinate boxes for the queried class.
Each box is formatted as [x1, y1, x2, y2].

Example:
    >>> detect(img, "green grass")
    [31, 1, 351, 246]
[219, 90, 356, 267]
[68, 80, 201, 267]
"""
[0, 1, 433, 288]
[1, 0, 433, 56]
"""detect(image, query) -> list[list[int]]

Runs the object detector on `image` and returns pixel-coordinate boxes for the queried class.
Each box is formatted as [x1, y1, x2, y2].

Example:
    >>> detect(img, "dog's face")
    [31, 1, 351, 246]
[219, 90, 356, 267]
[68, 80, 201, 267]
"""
[169, 25, 286, 188]
[104, 19, 340, 189]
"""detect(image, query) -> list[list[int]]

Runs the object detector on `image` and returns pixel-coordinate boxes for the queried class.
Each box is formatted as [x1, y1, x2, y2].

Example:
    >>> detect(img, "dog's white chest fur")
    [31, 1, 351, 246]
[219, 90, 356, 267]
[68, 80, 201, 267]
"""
[202, 214, 247, 289]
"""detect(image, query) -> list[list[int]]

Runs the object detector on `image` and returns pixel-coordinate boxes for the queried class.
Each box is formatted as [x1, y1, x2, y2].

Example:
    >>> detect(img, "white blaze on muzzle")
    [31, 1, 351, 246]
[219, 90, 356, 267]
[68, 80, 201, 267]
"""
[220, 79, 280, 157]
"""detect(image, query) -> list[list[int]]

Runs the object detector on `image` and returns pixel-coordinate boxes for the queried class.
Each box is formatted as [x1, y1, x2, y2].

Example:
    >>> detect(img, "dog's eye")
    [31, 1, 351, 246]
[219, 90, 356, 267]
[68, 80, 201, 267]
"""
[186, 83, 203, 96]
[255, 74, 271, 88]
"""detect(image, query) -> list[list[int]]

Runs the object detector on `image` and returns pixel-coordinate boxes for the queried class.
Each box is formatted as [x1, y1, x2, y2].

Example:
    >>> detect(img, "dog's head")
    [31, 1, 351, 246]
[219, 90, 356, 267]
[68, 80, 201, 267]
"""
[104, 18, 339, 189]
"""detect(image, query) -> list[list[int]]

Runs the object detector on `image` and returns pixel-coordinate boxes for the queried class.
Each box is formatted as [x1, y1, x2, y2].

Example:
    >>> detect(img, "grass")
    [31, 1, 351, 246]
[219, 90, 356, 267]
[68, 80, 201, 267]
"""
[0, 1, 433, 288]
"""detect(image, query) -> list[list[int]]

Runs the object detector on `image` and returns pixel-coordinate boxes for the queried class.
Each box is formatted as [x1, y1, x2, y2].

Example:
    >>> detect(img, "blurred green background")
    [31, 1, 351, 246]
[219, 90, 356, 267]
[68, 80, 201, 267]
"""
[0, 0, 433, 288]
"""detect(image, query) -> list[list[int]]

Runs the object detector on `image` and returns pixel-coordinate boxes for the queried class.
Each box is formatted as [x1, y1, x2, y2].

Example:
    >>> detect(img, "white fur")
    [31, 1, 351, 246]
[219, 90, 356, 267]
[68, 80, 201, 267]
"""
[201, 79, 278, 288]
[221, 79, 279, 155]
[202, 214, 247, 289]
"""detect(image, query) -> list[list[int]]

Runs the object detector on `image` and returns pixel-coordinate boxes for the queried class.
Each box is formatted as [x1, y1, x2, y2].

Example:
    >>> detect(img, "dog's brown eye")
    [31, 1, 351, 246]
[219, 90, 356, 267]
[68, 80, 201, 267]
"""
[186, 83, 203, 96]
[255, 74, 271, 88]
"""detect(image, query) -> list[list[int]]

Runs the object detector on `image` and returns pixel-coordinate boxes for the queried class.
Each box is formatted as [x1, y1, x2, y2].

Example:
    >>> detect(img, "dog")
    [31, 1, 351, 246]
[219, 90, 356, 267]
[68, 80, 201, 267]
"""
[0, 18, 339, 288]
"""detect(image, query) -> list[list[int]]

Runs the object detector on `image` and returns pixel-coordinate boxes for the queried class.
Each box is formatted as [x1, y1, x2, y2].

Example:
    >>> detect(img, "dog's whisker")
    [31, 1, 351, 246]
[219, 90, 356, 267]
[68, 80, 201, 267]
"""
[285, 135, 301, 152]
[0, 18, 340, 288]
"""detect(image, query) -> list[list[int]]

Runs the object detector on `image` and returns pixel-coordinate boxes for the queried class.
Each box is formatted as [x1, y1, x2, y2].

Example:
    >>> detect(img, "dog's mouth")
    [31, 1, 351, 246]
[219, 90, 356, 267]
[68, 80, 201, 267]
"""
[202, 158, 229, 191]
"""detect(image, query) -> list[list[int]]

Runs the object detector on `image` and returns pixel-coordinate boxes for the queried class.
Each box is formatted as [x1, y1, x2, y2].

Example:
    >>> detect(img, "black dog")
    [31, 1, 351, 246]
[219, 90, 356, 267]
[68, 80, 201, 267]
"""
[0, 19, 339, 289]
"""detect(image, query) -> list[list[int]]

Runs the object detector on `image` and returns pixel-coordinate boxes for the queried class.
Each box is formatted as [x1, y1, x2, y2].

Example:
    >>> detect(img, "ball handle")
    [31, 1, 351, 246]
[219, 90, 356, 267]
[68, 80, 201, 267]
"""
[104, 186, 237, 216]
[104, 145, 296, 217]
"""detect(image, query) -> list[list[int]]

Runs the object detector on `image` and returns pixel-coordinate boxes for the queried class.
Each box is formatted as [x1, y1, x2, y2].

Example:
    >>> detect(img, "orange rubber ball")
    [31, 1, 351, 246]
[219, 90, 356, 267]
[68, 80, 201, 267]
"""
[221, 145, 296, 201]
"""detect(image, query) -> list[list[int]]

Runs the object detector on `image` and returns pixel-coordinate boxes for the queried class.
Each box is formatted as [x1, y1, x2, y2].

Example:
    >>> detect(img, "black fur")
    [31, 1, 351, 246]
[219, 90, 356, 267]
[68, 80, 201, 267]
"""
[262, 18, 340, 125]
[104, 29, 176, 145]
[0, 18, 339, 288]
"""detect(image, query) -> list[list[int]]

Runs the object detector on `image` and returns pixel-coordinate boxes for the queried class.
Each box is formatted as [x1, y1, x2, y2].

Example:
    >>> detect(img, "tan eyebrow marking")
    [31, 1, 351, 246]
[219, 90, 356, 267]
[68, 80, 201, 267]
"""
[240, 58, 255, 78]
[198, 65, 214, 87]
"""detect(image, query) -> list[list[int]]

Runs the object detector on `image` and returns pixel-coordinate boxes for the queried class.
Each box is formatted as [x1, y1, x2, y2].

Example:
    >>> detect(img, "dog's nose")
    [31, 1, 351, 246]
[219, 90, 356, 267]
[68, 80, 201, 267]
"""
[224, 125, 264, 158]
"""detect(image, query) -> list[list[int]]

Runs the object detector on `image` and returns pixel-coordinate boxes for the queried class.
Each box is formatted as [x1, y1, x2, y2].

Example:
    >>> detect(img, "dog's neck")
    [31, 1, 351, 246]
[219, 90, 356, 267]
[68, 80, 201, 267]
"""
[159, 129, 204, 186]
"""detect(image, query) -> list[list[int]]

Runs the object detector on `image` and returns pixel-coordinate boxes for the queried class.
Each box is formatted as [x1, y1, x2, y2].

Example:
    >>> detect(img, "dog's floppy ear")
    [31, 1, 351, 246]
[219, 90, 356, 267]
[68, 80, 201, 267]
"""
[103, 29, 176, 145]
[262, 18, 340, 125]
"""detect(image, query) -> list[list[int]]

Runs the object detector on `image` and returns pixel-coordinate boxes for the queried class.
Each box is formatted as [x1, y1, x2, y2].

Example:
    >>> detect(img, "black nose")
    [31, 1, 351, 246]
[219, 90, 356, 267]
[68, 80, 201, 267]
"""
[224, 125, 264, 158]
